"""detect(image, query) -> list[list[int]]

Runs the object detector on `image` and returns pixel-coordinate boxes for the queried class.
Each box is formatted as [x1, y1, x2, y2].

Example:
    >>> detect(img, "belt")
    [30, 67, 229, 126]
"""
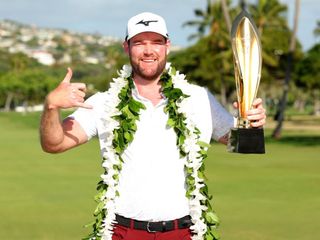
[115, 214, 192, 232]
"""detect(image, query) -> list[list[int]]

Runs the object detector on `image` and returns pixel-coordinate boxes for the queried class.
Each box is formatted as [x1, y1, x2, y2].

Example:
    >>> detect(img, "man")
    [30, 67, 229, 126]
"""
[40, 12, 266, 240]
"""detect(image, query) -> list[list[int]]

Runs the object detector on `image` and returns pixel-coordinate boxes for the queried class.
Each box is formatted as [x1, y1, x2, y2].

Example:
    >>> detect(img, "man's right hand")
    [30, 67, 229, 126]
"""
[46, 68, 93, 110]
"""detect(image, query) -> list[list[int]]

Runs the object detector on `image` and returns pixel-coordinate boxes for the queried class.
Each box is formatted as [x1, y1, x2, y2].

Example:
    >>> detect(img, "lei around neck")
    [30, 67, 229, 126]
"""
[84, 64, 220, 240]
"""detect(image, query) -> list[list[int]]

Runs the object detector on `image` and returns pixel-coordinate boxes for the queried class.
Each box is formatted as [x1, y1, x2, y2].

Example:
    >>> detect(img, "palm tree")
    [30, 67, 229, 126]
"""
[272, 0, 301, 139]
[249, 0, 288, 69]
[184, 0, 235, 106]
[314, 20, 320, 39]
[183, 0, 214, 40]
[221, 0, 232, 32]
[249, 0, 287, 35]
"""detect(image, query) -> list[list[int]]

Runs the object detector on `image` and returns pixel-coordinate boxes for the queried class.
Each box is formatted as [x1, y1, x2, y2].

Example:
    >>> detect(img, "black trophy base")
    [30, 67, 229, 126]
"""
[227, 128, 265, 154]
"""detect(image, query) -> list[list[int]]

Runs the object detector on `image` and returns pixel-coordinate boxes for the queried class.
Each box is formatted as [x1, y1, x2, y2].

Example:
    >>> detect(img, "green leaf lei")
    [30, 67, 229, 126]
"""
[84, 65, 220, 240]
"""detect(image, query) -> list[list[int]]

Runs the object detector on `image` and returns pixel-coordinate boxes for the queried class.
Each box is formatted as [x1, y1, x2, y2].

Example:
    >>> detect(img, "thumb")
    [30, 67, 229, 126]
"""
[233, 101, 238, 109]
[62, 67, 73, 83]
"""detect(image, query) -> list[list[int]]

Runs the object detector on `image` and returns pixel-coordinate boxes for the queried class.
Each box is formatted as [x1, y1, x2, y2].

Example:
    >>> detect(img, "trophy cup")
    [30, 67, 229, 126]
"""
[227, 10, 265, 154]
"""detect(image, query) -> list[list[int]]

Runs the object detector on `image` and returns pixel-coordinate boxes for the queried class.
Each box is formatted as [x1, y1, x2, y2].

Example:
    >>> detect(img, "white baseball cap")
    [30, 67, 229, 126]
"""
[125, 12, 169, 41]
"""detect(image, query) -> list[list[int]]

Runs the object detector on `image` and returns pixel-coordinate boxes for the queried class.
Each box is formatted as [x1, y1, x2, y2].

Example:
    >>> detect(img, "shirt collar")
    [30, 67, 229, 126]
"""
[131, 81, 167, 107]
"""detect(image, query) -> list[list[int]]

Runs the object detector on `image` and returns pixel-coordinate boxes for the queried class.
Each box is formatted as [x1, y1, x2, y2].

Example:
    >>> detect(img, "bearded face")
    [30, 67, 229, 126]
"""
[124, 32, 170, 81]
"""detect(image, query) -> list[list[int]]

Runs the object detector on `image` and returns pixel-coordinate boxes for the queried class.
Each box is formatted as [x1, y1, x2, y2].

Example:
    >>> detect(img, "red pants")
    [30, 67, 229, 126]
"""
[112, 224, 192, 240]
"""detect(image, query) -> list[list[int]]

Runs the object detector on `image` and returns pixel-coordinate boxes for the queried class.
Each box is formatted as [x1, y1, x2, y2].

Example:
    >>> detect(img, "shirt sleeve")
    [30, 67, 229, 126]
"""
[68, 93, 102, 140]
[206, 89, 234, 141]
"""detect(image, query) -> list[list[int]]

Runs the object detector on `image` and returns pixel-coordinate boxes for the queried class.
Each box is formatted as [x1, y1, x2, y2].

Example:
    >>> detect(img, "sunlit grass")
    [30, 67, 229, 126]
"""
[0, 112, 319, 240]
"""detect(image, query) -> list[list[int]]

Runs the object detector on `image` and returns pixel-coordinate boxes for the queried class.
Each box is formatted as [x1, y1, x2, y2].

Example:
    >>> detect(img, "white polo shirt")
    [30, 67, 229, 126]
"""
[70, 83, 233, 221]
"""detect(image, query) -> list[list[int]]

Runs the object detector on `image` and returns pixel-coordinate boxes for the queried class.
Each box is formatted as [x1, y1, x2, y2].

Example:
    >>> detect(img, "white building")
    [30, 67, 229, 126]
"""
[30, 50, 55, 65]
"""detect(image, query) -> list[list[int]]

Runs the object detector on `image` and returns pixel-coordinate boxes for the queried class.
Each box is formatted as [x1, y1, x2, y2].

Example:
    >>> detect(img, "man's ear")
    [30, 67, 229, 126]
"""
[166, 39, 171, 55]
[123, 41, 129, 55]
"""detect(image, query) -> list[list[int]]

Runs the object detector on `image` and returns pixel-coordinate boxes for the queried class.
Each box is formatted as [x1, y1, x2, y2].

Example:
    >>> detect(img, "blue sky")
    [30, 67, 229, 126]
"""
[0, 0, 318, 51]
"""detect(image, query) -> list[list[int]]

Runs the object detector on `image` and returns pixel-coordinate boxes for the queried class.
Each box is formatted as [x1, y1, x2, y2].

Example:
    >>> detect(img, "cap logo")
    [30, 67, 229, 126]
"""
[136, 19, 158, 26]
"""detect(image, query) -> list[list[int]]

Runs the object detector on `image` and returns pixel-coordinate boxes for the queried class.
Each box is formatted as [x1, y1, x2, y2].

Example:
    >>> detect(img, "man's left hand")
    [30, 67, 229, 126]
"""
[246, 98, 266, 128]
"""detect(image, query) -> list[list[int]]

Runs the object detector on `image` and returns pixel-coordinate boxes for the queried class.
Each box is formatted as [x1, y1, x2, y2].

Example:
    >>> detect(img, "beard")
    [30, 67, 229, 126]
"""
[129, 56, 167, 81]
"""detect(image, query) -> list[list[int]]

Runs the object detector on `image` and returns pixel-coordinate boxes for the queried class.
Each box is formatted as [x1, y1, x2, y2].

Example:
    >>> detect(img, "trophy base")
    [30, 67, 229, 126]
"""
[227, 128, 265, 154]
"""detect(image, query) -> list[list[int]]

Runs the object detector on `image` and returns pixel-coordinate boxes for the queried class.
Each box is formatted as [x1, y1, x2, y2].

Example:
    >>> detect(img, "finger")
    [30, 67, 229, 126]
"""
[247, 109, 266, 120]
[233, 101, 238, 109]
[251, 118, 265, 128]
[62, 67, 73, 83]
[74, 89, 86, 98]
[247, 108, 265, 116]
[252, 98, 263, 108]
[72, 94, 86, 103]
[232, 101, 239, 117]
[71, 83, 87, 92]
[74, 101, 93, 109]
[247, 113, 266, 121]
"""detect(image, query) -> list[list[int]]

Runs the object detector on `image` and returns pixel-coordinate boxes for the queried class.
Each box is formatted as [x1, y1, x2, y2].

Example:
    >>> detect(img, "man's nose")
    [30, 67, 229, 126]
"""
[143, 43, 153, 54]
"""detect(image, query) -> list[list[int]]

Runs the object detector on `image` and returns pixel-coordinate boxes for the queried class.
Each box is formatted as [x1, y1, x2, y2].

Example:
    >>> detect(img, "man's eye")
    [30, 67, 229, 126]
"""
[154, 41, 165, 45]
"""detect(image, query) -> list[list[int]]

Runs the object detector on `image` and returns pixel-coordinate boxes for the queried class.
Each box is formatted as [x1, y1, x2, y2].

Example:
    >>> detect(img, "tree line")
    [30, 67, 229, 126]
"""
[170, 0, 319, 118]
[0, 43, 128, 111]
[0, 0, 319, 123]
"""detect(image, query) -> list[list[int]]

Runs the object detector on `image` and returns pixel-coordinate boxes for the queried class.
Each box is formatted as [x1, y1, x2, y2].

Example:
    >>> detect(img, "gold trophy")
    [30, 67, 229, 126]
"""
[227, 10, 265, 154]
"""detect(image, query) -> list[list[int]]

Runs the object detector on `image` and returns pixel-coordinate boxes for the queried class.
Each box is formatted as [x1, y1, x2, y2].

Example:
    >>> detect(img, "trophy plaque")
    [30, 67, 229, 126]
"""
[227, 10, 265, 154]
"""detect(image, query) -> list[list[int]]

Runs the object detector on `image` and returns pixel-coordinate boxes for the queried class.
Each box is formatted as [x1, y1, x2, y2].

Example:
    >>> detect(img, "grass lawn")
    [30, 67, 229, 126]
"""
[0, 112, 319, 240]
